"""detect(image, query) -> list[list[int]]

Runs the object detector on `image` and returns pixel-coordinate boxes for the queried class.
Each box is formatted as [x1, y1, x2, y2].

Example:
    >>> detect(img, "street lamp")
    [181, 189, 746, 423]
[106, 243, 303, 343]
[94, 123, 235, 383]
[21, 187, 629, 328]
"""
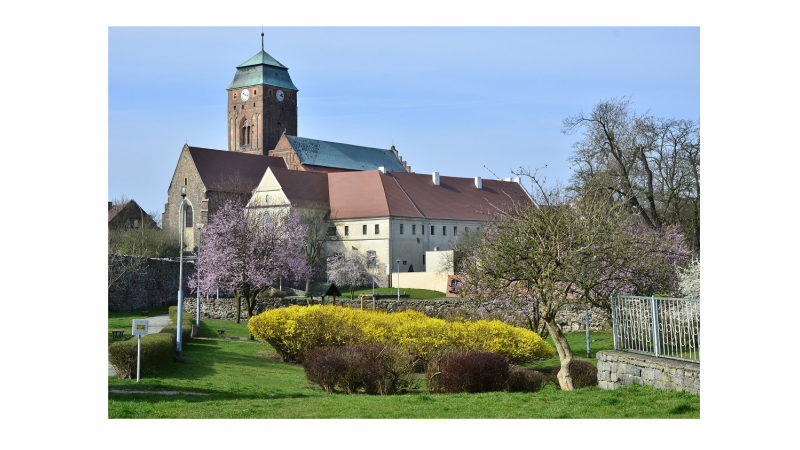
[196, 224, 202, 332]
[371, 254, 376, 311]
[396, 259, 400, 302]
[175, 187, 186, 362]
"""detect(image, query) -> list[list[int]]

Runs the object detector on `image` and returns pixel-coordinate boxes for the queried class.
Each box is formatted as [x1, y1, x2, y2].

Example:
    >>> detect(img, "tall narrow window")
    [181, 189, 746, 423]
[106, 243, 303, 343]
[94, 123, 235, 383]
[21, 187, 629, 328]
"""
[442, 226, 446, 236]
[363, 224, 367, 235]
[430, 225, 435, 235]
[185, 205, 193, 228]
[241, 119, 251, 146]
[423, 254, 426, 264]
[412, 224, 416, 235]
[345, 226, 349, 236]
[375, 224, 380, 235]
[400, 224, 404, 235]
[453, 226, 457, 236]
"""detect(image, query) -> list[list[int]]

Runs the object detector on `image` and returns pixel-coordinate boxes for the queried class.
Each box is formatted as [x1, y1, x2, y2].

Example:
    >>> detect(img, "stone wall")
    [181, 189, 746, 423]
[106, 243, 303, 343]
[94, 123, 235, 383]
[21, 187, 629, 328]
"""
[181, 296, 609, 331]
[596, 350, 699, 395]
[108, 256, 195, 312]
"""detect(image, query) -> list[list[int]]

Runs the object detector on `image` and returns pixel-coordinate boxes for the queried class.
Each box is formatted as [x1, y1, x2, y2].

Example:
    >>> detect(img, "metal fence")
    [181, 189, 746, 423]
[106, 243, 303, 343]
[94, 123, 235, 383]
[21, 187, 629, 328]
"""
[611, 295, 700, 362]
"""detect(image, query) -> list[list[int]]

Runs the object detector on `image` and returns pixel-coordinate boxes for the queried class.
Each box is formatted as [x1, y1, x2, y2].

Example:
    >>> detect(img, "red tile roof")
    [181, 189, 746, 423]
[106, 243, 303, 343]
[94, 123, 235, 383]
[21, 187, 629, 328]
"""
[108, 203, 125, 222]
[270, 167, 329, 208]
[188, 146, 287, 193]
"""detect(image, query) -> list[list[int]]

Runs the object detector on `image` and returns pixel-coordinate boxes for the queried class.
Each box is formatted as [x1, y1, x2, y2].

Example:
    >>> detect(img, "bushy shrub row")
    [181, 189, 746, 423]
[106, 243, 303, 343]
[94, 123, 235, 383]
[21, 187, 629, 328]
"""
[248, 305, 554, 364]
[109, 310, 193, 379]
[302, 345, 417, 395]
[108, 333, 176, 379]
[426, 351, 558, 394]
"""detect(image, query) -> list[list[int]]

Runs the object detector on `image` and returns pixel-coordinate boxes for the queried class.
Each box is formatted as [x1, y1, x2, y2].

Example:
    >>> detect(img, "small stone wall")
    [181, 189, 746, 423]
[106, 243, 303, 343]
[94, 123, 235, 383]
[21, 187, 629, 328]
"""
[182, 296, 609, 331]
[596, 350, 699, 395]
[108, 256, 195, 312]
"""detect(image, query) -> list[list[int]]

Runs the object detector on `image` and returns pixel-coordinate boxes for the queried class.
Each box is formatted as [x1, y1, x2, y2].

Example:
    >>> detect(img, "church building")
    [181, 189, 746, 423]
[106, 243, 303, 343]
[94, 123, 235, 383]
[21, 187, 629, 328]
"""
[163, 36, 531, 289]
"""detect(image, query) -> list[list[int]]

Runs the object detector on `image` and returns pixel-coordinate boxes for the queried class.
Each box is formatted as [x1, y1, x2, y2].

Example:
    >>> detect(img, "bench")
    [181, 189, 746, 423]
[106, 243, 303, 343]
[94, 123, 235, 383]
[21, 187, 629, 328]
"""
[216, 328, 226, 337]
[112, 329, 124, 339]
[141, 310, 149, 317]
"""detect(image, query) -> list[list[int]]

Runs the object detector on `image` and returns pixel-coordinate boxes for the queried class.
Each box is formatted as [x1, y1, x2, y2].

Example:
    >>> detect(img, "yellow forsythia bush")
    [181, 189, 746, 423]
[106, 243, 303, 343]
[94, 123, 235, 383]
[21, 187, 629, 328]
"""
[248, 305, 554, 363]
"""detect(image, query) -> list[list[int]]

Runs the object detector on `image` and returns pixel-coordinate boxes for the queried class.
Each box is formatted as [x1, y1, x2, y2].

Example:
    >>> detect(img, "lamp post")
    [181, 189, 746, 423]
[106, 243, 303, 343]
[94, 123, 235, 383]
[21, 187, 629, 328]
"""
[196, 224, 202, 331]
[371, 255, 376, 311]
[175, 187, 186, 362]
[396, 259, 400, 302]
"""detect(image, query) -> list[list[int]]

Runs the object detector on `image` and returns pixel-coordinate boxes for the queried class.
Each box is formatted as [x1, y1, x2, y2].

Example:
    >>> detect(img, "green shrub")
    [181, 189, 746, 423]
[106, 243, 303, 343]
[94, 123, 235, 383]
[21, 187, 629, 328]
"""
[159, 323, 192, 342]
[302, 345, 417, 395]
[506, 366, 547, 393]
[108, 333, 176, 379]
[427, 351, 510, 394]
[551, 360, 598, 389]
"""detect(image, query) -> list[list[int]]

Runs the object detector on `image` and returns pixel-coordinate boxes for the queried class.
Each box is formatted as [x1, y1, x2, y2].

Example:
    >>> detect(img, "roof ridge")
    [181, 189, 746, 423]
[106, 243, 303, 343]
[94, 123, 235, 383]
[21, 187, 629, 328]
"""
[388, 172, 425, 218]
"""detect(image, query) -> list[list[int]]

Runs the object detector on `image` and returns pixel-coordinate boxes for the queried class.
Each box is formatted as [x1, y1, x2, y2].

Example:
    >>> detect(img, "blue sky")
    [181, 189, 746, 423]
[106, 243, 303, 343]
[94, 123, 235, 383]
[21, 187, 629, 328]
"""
[108, 26, 699, 216]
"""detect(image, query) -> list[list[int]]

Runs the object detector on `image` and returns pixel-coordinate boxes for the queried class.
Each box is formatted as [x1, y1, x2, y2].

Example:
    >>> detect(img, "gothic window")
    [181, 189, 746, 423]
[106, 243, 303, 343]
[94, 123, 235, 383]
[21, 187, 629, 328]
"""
[185, 205, 193, 228]
[241, 119, 251, 146]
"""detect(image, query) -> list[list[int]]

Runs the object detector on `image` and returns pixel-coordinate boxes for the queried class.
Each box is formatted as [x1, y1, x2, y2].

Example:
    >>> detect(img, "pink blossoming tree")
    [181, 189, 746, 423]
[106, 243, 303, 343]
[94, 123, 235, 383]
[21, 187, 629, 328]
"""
[189, 199, 310, 322]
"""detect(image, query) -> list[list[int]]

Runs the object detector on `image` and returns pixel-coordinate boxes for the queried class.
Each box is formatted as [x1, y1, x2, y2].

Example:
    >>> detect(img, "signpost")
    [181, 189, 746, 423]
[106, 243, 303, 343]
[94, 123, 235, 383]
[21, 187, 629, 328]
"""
[132, 319, 149, 382]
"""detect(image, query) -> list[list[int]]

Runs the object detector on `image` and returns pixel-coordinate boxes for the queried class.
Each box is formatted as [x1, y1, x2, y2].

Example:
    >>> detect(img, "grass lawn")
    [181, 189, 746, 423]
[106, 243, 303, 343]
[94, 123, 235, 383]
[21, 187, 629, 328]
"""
[108, 319, 699, 418]
[343, 287, 447, 300]
[108, 307, 170, 345]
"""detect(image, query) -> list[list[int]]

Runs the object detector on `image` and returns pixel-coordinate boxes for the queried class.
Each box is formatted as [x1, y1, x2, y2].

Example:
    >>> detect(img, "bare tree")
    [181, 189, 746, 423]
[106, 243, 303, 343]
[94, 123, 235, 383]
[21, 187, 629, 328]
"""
[563, 97, 700, 253]
[295, 205, 336, 291]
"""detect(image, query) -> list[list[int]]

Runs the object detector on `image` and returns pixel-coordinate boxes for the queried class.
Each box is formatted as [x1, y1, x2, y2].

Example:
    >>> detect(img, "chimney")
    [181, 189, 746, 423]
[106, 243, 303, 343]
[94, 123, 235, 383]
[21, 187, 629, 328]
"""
[504, 177, 512, 182]
[378, 166, 386, 174]
[108, 201, 112, 210]
[475, 176, 482, 189]
[433, 172, 440, 186]
[514, 177, 521, 184]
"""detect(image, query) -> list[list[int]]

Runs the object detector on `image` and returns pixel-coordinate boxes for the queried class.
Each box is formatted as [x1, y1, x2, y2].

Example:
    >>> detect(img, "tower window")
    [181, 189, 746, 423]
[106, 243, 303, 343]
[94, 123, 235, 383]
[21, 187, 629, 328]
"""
[254, 90, 257, 95]
[241, 119, 251, 146]
[234, 93, 237, 98]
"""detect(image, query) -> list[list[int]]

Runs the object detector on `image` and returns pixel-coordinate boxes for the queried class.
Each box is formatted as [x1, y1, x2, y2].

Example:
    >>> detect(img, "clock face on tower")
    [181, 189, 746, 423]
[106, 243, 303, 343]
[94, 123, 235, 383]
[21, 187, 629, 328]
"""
[276, 89, 284, 102]
[240, 89, 250, 101]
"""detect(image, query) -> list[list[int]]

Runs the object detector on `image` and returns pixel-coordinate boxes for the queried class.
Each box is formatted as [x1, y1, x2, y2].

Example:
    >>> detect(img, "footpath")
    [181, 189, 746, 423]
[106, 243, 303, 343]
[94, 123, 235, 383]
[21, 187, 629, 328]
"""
[108, 314, 172, 377]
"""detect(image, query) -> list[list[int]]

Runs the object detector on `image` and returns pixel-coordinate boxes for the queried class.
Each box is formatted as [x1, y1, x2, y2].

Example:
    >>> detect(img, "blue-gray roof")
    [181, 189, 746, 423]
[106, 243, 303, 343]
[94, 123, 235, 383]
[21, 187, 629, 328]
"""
[287, 136, 407, 172]
[227, 50, 298, 91]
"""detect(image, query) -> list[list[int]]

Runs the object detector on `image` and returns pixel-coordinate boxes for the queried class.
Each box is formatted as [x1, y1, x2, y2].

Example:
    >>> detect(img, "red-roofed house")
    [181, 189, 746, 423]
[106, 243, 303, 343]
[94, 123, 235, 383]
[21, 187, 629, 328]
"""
[249, 167, 531, 287]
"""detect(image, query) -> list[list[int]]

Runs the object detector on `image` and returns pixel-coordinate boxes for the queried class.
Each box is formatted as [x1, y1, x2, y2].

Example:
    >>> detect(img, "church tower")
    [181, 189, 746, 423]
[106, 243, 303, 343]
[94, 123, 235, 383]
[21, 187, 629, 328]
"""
[227, 34, 298, 154]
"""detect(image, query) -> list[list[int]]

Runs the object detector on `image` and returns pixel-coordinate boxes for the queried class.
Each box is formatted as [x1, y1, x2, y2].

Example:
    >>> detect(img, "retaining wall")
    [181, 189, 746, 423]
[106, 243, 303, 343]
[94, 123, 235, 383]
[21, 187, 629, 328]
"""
[596, 350, 699, 395]
[181, 296, 609, 332]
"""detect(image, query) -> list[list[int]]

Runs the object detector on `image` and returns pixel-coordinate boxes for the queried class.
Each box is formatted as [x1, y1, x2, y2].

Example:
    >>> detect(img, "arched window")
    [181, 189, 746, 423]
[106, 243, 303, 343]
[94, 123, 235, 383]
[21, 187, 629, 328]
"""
[240, 119, 251, 146]
[185, 205, 193, 228]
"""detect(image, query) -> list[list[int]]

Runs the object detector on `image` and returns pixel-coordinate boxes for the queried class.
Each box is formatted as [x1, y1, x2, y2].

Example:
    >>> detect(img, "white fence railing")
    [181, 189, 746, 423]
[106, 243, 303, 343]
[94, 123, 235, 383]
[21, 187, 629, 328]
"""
[611, 295, 700, 362]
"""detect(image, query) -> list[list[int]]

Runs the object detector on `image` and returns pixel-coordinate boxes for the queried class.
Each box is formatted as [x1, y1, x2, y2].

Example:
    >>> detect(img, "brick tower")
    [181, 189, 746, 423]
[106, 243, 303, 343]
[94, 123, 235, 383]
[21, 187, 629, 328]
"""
[227, 33, 298, 154]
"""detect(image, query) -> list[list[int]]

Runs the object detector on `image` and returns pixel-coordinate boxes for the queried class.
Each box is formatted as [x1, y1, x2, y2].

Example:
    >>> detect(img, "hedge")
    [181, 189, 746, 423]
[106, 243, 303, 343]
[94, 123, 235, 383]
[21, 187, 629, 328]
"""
[108, 333, 176, 379]
[248, 305, 554, 364]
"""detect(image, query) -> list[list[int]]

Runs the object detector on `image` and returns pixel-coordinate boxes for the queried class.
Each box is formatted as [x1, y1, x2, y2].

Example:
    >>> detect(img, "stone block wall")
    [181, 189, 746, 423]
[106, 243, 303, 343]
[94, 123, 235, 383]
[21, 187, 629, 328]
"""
[596, 350, 699, 395]
[108, 256, 195, 312]
[181, 296, 609, 332]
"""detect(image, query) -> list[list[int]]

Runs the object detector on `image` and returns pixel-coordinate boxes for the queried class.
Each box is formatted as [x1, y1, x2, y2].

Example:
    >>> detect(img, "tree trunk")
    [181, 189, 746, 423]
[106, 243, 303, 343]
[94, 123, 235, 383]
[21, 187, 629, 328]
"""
[545, 318, 575, 391]
[234, 291, 241, 324]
